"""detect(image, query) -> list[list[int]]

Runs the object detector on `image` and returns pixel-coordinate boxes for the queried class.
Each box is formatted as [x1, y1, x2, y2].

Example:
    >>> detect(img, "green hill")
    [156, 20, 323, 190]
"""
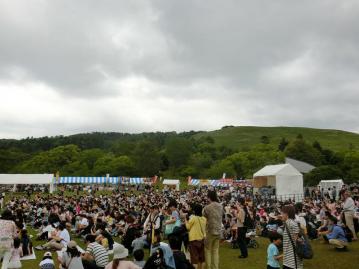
[194, 126, 359, 152]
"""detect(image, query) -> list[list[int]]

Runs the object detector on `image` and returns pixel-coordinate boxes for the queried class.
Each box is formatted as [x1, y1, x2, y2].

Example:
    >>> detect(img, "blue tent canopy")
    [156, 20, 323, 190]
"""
[58, 176, 119, 184]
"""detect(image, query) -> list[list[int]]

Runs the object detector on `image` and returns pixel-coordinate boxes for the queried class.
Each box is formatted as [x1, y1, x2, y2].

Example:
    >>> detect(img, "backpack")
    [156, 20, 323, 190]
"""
[285, 222, 313, 260]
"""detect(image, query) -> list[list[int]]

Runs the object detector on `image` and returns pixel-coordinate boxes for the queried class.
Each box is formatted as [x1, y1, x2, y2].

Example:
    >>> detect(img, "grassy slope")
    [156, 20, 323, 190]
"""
[193, 126, 359, 152]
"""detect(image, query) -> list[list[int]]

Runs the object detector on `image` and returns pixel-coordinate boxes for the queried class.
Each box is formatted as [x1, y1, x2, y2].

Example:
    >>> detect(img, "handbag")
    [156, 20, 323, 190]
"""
[285, 222, 313, 263]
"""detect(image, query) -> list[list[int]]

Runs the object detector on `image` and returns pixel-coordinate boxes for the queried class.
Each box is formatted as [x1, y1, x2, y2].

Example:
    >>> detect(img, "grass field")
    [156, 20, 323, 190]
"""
[21, 228, 359, 269]
[194, 126, 359, 152]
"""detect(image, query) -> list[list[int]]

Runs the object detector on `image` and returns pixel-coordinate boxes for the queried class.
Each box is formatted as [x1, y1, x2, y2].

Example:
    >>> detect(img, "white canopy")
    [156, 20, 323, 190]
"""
[254, 164, 303, 201]
[163, 179, 180, 190]
[318, 179, 344, 198]
[0, 174, 54, 193]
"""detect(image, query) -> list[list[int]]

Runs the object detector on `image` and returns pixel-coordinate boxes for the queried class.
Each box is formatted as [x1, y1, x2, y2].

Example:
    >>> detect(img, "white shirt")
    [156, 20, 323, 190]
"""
[59, 229, 70, 246]
[343, 197, 355, 212]
[295, 214, 307, 230]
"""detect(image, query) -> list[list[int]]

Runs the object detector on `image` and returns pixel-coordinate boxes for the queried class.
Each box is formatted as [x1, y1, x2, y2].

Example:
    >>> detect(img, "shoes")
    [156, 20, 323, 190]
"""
[35, 245, 44, 250]
[238, 255, 248, 259]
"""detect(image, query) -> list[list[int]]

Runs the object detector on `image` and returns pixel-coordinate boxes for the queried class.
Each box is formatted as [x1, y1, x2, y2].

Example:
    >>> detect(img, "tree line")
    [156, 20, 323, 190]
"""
[0, 132, 358, 186]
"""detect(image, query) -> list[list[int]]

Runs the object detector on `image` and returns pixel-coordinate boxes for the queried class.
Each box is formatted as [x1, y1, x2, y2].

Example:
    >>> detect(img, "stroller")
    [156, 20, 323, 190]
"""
[231, 229, 259, 249]
[246, 229, 259, 248]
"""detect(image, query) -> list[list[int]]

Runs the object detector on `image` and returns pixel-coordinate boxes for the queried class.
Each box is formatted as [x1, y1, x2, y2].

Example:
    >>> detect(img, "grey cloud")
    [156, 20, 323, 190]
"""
[0, 0, 358, 137]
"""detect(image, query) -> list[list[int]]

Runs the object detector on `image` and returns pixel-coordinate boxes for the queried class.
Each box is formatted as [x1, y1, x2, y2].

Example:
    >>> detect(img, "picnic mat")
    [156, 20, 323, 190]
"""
[20, 248, 36, 260]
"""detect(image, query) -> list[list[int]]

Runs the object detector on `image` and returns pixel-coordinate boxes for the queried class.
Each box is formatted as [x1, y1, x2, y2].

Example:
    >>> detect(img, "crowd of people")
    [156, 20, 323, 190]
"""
[0, 183, 357, 269]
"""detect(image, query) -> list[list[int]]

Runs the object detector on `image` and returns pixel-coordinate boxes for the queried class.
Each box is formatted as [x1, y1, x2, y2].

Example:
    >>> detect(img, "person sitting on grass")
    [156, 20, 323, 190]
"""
[39, 252, 55, 269]
[324, 216, 348, 251]
[82, 234, 109, 269]
[37, 221, 54, 241]
[20, 229, 33, 256]
[150, 230, 176, 269]
[97, 222, 114, 250]
[35, 222, 70, 251]
[267, 232, 283, 269]
[131, 231, 145, 254]
[58, 240, 84, 269]
[105, 244, 140, 269]
[133, 249, 145, 268]
[168, 234, 194, 269]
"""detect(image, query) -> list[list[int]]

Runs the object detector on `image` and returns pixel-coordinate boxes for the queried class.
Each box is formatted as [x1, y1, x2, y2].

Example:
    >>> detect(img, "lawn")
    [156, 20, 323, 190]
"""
[21, 229, 359, 269]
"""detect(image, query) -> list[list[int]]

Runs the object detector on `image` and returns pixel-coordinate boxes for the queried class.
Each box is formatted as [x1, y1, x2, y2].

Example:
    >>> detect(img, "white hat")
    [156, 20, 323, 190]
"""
[44, 251, 52, 257]
[113, 244, 128, 259]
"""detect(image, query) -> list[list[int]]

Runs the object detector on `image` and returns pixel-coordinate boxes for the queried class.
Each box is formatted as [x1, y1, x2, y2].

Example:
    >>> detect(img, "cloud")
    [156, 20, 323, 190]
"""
[0, 0, 358, 138]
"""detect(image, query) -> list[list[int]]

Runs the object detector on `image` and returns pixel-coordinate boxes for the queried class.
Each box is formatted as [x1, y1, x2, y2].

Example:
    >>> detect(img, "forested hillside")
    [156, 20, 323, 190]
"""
[0, 126, 358, 186]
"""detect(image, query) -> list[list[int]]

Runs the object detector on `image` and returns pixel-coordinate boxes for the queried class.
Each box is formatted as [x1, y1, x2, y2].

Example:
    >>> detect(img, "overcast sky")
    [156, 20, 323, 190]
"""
[0, 0, 358, 138]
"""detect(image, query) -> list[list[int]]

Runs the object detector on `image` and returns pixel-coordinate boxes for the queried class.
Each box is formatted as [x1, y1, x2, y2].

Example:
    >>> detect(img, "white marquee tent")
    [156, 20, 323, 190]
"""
[163, 179, 180, 191]
[0, 174, 55, 193]
[253, 164, 303, 201]
[318, 179, 344, 198]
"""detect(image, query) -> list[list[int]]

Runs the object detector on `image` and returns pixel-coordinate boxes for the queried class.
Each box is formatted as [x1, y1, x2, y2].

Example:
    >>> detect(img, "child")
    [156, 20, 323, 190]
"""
[39, 252, 55, 269]
[20, 229, 32, 256]
[267, 233, 282, 269]
[133, 249, 145, 268]
[8, 238, 23, 269]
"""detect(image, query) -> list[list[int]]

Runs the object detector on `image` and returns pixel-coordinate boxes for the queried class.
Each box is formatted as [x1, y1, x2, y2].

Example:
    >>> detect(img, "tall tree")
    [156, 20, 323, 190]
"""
[165, 137, 192, 168]
[133, 140, 161, 176]
[285, 139, 322, 166]
[278, 137, 289, 151]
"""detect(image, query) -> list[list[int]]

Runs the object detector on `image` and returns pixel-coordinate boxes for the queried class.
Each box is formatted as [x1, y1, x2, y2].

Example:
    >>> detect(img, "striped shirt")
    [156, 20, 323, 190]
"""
[283, 219, 303, 269]
[86, 242, 109, 267]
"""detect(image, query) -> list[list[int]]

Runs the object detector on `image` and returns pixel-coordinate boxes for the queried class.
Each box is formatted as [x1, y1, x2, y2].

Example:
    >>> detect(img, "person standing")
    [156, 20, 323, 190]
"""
[331, 186, 337, 201]
[185, 203, 206, 269]
[236, 199, 248, 259]
[342, 190, 358, 240]
[282, 205, 303, 269]
[0, 210, 18, 267]
[203, 190, 223, 269]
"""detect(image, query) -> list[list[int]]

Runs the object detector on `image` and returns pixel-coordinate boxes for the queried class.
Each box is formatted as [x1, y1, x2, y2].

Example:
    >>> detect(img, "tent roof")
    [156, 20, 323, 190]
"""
[253, 164, 302, 177]
[0, 174, 53, 185]
[319, 179, 344, 183]
[285, 157, 315, 173]
[163, 179, 180, 185]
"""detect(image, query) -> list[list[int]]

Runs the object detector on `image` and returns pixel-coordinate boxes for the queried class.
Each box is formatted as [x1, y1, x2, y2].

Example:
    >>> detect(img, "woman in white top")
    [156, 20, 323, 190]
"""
[58, 241, 84, 269]
[105, 244, 140, 269]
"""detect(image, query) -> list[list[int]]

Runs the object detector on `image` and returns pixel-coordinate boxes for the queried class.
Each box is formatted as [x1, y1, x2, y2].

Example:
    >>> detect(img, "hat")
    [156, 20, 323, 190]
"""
[44, 252, 52, 257]
[113, 244, 128, 259]
[67, 241, 77, 249]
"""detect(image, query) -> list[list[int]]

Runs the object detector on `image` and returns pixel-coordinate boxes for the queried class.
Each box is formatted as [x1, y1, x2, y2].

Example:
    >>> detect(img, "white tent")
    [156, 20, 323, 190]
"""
[318, 179, 344, 198]
[0, 174, 55, 193]
[163, 179, 180, 191]
[253, 164, 303, 201]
